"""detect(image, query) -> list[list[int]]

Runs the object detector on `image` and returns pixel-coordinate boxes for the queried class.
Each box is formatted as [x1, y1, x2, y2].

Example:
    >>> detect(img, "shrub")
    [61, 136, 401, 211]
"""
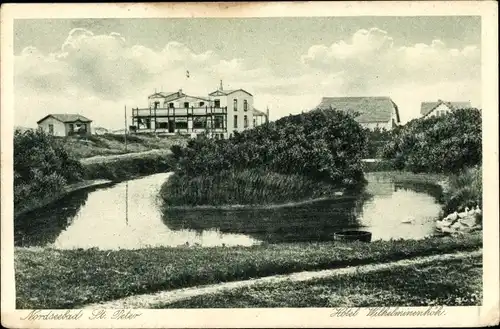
[14, 129, 84, 207]
[381, 108, 481, 173]
[172, 108, 368, 187]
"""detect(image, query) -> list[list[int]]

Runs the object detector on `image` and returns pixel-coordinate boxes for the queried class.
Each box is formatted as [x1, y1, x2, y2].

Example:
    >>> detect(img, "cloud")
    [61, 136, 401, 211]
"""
[15, 28, 275, 128]
[300, 27, 481, 122]
[14, 27, 481, 129]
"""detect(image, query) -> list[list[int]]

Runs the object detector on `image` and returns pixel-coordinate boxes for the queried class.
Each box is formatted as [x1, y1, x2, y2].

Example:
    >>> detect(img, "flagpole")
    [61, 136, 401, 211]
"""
[124, 105, 128, 152]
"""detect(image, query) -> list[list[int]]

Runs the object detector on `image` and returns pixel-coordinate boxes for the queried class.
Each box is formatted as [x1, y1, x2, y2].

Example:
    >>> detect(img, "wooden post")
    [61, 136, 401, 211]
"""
[124, 105, 127, 152]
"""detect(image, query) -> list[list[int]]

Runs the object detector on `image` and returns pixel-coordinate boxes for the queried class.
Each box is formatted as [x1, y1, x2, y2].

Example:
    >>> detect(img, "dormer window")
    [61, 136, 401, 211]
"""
[199, 102, 205, 107]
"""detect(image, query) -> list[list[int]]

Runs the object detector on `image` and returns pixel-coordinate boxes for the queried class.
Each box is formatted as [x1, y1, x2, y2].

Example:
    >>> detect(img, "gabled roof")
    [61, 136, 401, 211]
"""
[148, 91, 178, 99]
[420, 100, 472, 117]
[37, 114, 92, 124]
[252, 107, 267, 116]
[315, 96, 400, 124]
[208, 89, 253, 97]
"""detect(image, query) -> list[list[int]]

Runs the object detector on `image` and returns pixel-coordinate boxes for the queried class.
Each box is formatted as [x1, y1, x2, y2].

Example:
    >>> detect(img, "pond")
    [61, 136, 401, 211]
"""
[15, 172, 443, 250]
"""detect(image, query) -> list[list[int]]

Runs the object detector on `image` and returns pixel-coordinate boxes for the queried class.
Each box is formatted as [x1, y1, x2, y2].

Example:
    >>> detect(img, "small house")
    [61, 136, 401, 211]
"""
[315, 96, 401, 130]
[37, 114, 92, 137]
[420, 100, 472, 118]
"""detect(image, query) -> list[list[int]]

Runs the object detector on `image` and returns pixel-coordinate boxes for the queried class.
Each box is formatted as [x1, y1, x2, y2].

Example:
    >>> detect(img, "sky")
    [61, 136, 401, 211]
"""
[14, 16, 481, 129]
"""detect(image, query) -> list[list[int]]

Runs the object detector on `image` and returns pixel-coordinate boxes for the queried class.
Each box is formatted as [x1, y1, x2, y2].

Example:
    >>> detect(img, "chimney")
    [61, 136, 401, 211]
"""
[178, 89, 183, 97]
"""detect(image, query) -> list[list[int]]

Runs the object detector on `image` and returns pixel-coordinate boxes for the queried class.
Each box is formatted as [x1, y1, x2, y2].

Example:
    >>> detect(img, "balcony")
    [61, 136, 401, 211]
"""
[132, 106, 227, 118]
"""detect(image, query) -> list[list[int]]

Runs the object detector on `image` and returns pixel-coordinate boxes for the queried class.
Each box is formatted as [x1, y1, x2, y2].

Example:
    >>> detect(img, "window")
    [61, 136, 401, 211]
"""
[244, 100, 248, 111]
[214, 115, 224, 129]
[253, 118, 257, 127]
[176, 120, 188, 129]
[49, 124, 54, 135]
[199, 102, 205, 107]
[234, 115, 238, 128]
[233, 99, 238, 111]
[184, 102, 189, 109]
[244, 115, 248, 128]
[193, 117, 207, 129]
[158, 122, 168, 129]
[169, 103, 174, 108]
[69, 123, 74, 132]
[154, 101, 160, 109]
[214, 99, 221, 108]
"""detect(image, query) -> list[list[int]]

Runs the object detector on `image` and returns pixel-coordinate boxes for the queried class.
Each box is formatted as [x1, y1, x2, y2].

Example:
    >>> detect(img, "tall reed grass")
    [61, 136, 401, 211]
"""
[442, 165, 482, 214]
[161, 169, 347, 206]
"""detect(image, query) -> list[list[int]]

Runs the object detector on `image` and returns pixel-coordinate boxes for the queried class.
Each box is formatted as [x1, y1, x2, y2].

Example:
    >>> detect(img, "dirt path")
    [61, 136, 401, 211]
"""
[80, 149, 171, 165]
[84, 249, 481, 309]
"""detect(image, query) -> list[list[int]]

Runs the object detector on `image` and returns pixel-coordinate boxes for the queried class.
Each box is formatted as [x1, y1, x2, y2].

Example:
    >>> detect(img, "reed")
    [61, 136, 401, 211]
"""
[161, 169, 346, 206]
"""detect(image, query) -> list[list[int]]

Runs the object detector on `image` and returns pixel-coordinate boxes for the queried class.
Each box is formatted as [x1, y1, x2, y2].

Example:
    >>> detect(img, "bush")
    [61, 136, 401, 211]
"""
[172, 108, 368, 186]
[364, 127, 393, 158]
[14, 129, 84, 207]
[380, 108, 482, 173]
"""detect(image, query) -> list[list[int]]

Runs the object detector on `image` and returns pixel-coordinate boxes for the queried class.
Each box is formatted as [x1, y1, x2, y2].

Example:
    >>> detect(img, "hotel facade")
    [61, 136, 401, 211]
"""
[131, 84, 268, 139]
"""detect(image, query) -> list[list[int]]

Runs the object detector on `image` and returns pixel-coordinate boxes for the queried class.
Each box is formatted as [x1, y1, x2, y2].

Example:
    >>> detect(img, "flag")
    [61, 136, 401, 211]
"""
[186, 70, 190, 78]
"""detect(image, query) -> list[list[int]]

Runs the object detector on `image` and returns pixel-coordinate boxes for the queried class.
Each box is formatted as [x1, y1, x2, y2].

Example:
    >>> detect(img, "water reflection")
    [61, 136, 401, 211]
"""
[50, 173, 257, 250]
[15, 187, 93, 247]
[163, 195, 369, 244]
[15, 172, 444, 250]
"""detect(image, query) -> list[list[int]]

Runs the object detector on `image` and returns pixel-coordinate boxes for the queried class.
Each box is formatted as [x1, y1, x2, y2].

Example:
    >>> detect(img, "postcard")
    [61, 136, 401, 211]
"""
[1, 1, 499, 328]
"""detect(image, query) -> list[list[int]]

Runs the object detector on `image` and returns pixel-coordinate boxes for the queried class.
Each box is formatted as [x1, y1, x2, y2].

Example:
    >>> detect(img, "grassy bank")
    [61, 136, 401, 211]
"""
[161, 254, 482, 308]
[161, 169, 349, 206]
[82, 150, 175, 181]
[62, 134, 188, 158]
[15, 233, 481, 309]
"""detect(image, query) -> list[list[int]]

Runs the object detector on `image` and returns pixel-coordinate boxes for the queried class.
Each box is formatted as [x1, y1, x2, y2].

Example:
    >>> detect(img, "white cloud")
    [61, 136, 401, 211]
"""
[300, 27, 481, 123]
[14, 27, 481, 129]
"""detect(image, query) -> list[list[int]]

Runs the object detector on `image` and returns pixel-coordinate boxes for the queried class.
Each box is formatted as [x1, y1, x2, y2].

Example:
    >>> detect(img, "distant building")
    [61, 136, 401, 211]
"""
[92, 127, 109, 135]
[315, 96, 401, 131]
[131, 82, 268, 139]
[420, 100, 472, 118]
[37, 114, 92, 137]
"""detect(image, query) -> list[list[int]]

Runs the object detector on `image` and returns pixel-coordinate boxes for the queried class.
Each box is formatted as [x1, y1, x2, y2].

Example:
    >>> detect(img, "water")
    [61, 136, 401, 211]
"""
[15, 172, 443, 250]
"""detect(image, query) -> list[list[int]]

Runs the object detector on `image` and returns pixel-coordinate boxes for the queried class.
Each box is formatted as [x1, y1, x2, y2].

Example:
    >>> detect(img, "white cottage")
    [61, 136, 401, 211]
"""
[420, 100, 472, 118]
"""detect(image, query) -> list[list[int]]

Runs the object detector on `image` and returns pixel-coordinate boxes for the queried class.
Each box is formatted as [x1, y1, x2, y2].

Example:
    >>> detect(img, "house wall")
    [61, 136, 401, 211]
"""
[65, 121, 91, 136]
[38, 117, 66, 136]
[221, 91, 254, 135]
[426, 103, 452, 118]
[150, 95, 213, 109]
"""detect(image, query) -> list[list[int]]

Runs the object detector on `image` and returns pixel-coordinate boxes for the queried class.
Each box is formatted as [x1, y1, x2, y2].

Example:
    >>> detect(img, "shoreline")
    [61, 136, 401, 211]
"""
[162, 195, 356, 211]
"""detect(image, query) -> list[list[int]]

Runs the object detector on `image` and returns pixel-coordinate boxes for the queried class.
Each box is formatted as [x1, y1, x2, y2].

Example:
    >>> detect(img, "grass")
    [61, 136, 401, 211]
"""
[161, 254, 482, 308]
[81, 151, 175, 181]
[61, 134, 188, 159]
[15, 233, 481, 309]
[161, 169, 352, 206]
[442, 165, 482, 214]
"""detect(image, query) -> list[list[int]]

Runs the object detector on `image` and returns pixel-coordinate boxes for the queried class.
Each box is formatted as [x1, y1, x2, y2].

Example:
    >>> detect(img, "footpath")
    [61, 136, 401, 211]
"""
[84, 249, 481, 309]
